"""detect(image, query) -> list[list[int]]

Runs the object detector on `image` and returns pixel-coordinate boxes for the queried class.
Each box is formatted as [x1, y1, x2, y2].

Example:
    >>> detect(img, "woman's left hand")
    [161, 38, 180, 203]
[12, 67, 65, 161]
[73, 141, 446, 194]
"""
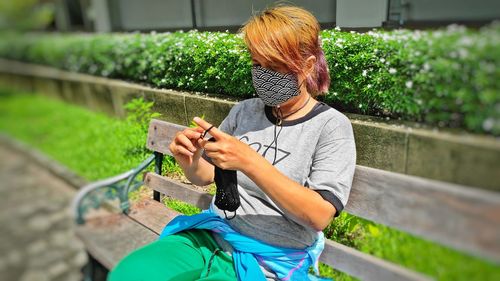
[193, 117, 259, 172]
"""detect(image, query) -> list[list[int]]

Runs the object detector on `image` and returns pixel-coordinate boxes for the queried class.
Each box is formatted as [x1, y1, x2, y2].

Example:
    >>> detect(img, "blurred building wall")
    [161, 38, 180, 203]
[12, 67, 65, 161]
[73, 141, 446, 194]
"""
[336, 0, 388, 28]
[104, 0, 336, 32]
[56, 0, 500, 32]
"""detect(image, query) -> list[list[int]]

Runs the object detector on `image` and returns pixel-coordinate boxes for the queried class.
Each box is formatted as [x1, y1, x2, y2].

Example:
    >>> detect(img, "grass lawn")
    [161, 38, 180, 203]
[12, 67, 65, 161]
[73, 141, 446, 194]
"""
[0, 89, 498, 281]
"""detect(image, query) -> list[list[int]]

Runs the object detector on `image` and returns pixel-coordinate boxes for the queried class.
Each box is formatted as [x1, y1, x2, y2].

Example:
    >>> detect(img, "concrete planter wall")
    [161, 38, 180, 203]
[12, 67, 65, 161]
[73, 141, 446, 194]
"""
[0, 59, 498, 191]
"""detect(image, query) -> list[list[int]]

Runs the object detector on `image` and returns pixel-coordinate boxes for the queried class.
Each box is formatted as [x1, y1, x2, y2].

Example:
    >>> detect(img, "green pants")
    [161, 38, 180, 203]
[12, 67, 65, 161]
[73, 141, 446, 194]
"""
[107, 229, 238, 281]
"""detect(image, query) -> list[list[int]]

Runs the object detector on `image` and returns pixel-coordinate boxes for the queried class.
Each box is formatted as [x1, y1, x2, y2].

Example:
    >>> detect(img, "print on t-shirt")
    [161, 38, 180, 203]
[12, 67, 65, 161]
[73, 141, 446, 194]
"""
[239, 135, 291, 165]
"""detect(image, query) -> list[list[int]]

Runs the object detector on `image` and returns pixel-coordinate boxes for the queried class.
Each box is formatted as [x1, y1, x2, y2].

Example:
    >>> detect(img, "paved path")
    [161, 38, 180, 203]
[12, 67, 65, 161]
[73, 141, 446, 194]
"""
[0, 144, 87, 281]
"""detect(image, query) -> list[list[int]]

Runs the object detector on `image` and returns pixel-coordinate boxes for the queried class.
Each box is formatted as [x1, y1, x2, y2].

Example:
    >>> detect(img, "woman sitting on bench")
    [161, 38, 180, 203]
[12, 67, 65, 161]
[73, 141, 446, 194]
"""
[108, 4, 356, 281]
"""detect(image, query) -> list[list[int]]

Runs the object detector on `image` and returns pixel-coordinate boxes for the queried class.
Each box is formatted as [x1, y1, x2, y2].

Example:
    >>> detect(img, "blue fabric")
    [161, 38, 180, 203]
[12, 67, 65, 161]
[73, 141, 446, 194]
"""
[159, 206, 332, 281]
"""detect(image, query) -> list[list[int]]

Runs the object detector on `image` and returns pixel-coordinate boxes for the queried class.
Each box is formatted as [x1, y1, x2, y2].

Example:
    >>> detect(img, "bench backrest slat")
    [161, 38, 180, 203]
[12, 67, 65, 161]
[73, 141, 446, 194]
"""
[146, 119, 184, 156]
[145, 172, 212, 209]
[322, 240, 430, 281]
[347, 165, 500, 262]
[147, 119, 500, 264]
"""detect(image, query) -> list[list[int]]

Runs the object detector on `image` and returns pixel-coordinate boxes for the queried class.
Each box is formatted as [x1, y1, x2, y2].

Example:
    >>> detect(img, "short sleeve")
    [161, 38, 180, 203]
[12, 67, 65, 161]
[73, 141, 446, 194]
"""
[305, 115, 357, 217]
[201, 102, 242, 165]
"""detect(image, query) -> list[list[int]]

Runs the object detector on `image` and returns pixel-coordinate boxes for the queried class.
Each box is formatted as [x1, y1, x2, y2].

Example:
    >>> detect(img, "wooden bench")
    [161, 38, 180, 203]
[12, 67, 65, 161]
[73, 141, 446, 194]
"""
[72, 118, 500, 281]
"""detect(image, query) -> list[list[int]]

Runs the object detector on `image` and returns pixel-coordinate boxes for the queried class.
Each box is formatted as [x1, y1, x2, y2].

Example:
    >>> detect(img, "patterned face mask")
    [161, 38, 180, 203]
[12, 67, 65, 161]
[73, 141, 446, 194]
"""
[251, 65, 302, 107]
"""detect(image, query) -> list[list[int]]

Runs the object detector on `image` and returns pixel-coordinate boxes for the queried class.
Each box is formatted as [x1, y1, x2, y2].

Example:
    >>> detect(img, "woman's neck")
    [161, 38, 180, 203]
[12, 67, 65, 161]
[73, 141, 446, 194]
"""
[273, 93, 317, 120]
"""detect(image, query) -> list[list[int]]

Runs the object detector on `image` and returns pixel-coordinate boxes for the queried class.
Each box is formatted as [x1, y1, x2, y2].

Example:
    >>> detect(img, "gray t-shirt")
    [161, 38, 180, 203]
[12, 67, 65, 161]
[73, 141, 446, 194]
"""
[202, 98, 356, 278]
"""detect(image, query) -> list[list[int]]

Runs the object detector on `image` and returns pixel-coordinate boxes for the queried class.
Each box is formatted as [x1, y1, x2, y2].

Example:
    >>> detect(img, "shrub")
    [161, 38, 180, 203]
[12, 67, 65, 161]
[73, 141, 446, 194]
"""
[0, 23, 498, 135]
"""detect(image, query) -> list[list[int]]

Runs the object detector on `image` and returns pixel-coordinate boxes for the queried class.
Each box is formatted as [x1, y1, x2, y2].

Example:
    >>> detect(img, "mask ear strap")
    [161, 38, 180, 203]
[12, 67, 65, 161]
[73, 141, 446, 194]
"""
[276, 106, 283, 126]
[271, 107, 284, 165]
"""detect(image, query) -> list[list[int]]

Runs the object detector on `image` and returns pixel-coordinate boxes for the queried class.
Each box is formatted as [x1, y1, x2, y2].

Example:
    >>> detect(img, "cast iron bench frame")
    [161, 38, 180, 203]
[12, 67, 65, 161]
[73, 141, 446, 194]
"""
[72, 118, 500, 281]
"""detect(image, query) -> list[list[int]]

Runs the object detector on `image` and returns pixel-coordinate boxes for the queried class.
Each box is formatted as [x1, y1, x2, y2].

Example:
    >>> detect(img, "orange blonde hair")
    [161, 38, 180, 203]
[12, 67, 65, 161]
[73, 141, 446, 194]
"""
[240, 5, 330, 96]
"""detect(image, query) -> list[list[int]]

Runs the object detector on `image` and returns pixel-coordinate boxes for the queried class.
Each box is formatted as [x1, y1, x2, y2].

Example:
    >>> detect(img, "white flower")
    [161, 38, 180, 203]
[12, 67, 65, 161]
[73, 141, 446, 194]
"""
[358, 104, 363, 108]
[459, 36, 473, 46]
[405, 81, 413, 89]
[333, 92, 338, 96]
[362, 70, 367, 77]
[367, 84, 372, 89]
[389, 68, 397, 74]
[380, 58, 385, 63]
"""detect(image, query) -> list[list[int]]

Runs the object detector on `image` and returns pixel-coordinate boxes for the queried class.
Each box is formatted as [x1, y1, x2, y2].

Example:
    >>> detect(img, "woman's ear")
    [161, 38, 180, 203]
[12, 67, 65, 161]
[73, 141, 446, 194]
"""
[304, 55, 317, 77]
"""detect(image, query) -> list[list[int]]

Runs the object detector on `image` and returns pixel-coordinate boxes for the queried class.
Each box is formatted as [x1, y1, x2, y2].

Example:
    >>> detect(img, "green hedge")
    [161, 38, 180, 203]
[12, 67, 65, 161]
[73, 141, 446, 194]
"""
[0, 23, 499, 135]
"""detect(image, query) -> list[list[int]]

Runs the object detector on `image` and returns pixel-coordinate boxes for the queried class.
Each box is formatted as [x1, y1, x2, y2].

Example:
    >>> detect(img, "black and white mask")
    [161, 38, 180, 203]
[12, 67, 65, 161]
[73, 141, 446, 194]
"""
[251, 65, 301, 107]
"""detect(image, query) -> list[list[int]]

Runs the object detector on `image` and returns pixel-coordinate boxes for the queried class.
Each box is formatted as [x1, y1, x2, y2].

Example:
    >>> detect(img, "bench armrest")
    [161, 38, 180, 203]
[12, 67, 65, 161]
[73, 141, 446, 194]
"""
[71, 153, 156, 224]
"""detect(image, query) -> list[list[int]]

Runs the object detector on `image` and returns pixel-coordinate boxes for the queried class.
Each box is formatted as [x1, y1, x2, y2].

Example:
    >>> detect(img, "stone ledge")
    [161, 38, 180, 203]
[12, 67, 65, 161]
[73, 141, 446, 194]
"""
[0, 59, 498, 191]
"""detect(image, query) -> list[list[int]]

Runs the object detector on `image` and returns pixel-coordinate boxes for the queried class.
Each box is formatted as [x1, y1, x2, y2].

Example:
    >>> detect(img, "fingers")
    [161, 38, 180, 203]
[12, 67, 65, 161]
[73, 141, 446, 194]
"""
[183, 128, 202, 141]
[174, 133, 195, 154]
[169, 138, 194, 157]
[196, 137, 216, 151]
[191, 126, 205, 133]
[193, 117, 225, 140]
[171, 128, 204, 157]
[174, 144, 195, 157]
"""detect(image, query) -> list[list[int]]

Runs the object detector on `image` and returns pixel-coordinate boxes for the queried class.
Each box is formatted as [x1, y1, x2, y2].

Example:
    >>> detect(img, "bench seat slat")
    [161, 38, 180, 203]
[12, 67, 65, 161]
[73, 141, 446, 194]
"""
[76, 213, 157, 269]
[128, 198, 179, 234]
[146, 119, 500, 263]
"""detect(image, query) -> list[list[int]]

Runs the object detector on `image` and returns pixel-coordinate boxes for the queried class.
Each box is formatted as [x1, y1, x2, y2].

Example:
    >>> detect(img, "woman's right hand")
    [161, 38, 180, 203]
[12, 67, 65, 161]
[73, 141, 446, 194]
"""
[169, 127, 205, 167]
